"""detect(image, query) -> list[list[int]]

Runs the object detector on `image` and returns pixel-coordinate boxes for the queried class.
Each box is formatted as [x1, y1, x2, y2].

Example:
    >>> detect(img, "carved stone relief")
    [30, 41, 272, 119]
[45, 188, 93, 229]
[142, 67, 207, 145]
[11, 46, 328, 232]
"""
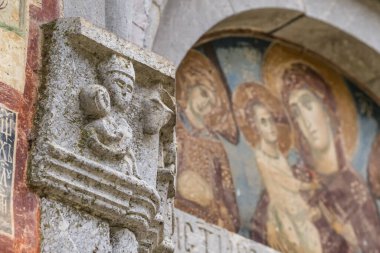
[80, 55, 138, 177]
[28, 18, 175, 253]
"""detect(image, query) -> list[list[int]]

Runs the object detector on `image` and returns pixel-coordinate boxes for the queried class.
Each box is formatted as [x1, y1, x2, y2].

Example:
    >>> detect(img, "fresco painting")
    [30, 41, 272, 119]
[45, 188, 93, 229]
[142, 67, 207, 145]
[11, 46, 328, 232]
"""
[175, 38, 380, 253]
[176, 50, 240, 232]
[0, 0, 28, 92]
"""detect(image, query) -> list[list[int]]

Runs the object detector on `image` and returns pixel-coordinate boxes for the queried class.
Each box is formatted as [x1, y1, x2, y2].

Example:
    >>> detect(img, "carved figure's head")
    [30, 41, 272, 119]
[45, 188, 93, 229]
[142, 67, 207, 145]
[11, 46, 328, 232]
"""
[80, 84, 111, 119]
[143, 90, 174, 135]
[98, 54, 135, 109]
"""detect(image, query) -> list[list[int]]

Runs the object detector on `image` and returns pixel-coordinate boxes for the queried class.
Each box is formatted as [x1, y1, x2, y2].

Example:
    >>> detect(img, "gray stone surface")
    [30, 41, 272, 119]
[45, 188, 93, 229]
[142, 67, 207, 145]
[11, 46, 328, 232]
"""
[105, 0, 169, 48]
[63, 0, 106, 28]
[130, 0, 153, 46]
[40, 198, 112, 253]
[56, 18, 175, 80]
[174, 209, 279, 253]
[274, 16, 380, 87]
[111, 228, 139, 253]
[304, 0, 380, 55]
[228, 0, 304, 13]
[153, 0, 235, 65]
[206, 9, 302, 41]
[144, 1, 163, 49]
[64, 0, 165, 48]
[105, 0, 134, 42]
[28, 18, 176, 253]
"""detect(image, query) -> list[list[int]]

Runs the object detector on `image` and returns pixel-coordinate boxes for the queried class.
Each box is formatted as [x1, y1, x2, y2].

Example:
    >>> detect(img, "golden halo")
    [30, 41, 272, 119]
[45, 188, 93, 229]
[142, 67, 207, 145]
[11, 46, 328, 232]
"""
[233, 82, 292, 154]
[176, 49, 239, 144]
[263, 43, 358, 159]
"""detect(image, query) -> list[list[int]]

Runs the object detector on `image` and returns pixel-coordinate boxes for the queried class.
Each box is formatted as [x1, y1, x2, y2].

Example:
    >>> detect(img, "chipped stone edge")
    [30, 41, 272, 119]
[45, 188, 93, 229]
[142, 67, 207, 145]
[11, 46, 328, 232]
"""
[64, 17, 176, 79]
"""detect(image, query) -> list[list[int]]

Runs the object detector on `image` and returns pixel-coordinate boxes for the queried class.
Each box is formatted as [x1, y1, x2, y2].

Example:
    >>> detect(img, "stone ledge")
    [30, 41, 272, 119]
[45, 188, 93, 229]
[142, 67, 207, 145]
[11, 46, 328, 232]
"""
[65, 17, 175, 80]
[174, 209, 279, 253]
[31, 142, 160, 229]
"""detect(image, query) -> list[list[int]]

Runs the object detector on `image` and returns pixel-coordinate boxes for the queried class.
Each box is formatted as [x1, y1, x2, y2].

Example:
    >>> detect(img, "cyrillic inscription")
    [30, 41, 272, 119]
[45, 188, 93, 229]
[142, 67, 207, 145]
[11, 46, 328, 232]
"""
[174, 209, 278, 253]
[0, 105, 16, 236]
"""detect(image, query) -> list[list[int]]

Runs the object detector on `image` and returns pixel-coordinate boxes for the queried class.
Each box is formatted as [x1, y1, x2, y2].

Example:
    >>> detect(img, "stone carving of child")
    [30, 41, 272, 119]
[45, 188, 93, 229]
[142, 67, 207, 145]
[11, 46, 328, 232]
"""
[80, 84, 136, 176]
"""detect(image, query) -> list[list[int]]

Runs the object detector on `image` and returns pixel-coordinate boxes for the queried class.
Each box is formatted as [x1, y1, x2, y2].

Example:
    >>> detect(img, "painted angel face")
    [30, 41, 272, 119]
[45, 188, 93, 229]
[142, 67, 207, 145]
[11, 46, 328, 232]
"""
[253, 104, 278, 144]
[188, 84, 217, 118]
[289, 89, 332, 153]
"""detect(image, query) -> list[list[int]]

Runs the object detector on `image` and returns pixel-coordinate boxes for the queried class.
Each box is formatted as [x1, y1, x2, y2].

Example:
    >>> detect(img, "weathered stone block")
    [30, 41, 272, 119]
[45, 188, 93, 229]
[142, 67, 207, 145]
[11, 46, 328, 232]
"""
[40, 198, 112, 253]
[28, 18, 176, 253]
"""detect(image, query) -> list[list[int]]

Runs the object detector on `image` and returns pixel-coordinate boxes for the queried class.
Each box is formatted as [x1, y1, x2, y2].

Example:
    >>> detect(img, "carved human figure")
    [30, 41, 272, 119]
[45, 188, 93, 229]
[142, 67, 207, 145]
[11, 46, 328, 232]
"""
[282, 63, 380, 252]
[147, 89, 176, 252]
[143, 90, 174, 135]
[98, 54, 135, 110]
[80, 84, 136, 175]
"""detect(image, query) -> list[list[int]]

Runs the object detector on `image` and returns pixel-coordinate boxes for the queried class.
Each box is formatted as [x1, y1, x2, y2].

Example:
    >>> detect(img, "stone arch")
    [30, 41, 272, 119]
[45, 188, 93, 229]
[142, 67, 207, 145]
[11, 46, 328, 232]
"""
[152, 0, 380, 99]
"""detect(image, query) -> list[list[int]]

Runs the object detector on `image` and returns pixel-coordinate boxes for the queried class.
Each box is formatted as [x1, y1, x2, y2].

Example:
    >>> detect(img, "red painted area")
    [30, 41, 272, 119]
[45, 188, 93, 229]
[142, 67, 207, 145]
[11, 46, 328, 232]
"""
[0, 1, 60, 252]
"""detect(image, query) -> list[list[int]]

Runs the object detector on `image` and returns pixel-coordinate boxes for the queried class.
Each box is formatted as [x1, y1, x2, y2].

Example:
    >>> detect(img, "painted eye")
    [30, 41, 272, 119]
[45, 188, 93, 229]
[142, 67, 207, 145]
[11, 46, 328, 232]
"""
[304, 100, 313, 110]
[200, 89, 208, 98]
[291, 106, 300, 118]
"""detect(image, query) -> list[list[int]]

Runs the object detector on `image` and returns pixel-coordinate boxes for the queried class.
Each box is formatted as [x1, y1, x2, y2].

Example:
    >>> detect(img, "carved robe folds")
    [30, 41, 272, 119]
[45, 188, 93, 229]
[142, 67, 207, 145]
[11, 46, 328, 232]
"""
[28, 18, 176, 253]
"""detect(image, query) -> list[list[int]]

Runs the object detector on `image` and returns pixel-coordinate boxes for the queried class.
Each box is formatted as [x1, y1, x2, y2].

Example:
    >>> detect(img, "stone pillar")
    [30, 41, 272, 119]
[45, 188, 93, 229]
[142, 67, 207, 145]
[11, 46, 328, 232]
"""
[105, 0, 133, 40]
[28, 18, 176, 253]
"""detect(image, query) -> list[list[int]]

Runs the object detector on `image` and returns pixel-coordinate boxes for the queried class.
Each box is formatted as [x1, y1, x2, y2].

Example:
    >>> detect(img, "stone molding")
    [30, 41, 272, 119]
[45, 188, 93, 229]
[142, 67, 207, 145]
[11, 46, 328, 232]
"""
[153, 0, 380, 100]
[174, 209, 279, 253]
[28, 18, 175, 253]
[41, 142, 160, 229]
